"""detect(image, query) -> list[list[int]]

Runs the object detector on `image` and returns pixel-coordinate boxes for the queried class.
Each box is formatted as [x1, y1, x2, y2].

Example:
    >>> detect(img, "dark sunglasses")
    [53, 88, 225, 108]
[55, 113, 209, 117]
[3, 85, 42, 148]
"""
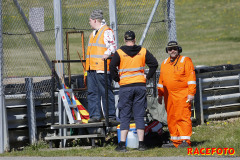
[167, 47, 178, 51]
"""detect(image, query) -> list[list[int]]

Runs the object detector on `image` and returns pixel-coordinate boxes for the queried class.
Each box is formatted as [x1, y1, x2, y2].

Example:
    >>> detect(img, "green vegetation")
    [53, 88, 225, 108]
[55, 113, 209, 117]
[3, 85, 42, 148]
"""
[2, 0, 240, 157]
[175, 0, 240, 66]
[4, 0, 239, 77]
[53, 0, 240, 71]
[1, 118, 240, 157]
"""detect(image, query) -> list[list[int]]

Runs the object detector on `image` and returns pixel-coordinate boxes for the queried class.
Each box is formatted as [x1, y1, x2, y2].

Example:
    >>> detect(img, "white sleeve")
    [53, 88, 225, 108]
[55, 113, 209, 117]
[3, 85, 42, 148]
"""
[103, 30, 117, 56]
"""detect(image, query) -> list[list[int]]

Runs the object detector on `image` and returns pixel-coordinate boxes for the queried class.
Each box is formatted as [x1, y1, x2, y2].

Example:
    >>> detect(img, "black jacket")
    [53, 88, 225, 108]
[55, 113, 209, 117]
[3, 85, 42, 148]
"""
[110, 45, 158, 87]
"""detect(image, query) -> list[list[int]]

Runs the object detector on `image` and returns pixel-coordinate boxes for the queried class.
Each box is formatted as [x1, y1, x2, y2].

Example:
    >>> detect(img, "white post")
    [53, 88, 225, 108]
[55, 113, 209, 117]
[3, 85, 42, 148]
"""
[167, 0, 177, 41]
[0, 0, 9, 153]
[54, 0, 64, 78]
[109, 0, 120, 116]
[139, 0, 160, 46]
[25, 78, 37, 145]
[108, 0, 119, 48]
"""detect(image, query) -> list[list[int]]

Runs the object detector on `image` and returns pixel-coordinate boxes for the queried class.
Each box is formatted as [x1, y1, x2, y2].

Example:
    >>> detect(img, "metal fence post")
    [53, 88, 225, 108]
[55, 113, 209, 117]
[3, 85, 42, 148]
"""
[54, 0, 64, 78]
[153, 73, 157, 98]
[139, 0, 160, 46]
[108, 0, 118, 49]
[238, 74, 240, 92]
[104, 59, 109, 127]
[167, 0, 177, 41]
[51, 61, 56, 125]
[109, 0, 120, 118]
[198, 78, 204, 124]
[58, 91, 63, 147]
[25, 78, 37, 145]
[0, 0, 9, 153]
[0, 0, 3, 153]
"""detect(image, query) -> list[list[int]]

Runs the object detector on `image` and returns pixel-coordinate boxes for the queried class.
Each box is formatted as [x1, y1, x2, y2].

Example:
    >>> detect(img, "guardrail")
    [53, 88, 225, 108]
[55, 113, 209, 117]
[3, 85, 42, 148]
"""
[4, 64, 240, 149]
[195, 64, 240, 124]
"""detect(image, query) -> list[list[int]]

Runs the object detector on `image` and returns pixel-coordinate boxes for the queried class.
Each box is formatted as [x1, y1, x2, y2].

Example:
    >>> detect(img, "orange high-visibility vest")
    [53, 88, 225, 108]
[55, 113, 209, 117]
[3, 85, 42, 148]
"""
[86, 25, 112, 71]
[118, 48, 146, 86]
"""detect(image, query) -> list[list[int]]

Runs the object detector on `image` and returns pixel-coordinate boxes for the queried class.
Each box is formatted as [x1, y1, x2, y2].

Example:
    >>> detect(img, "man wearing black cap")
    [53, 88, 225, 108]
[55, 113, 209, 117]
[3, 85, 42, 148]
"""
[86, 9, 117, 123]
[157, 41, 196, 148]
[110, 30, 158, 152]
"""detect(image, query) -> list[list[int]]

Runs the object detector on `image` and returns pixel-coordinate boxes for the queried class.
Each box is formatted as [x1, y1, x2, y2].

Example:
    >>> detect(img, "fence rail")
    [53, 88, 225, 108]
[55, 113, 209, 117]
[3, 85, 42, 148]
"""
[4, 64, 240, 147]
[195, 64, 240, 124]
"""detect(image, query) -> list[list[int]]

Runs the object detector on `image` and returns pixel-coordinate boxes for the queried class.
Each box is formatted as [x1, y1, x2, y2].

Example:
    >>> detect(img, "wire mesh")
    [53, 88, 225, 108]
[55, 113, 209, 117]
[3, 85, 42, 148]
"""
[2, 0, 172, 99]
[3, 0, 55, 99]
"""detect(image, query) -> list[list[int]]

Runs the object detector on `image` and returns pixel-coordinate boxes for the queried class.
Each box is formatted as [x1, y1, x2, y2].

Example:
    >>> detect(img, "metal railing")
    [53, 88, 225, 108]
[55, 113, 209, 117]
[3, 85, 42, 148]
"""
[195, 64, 240, 124]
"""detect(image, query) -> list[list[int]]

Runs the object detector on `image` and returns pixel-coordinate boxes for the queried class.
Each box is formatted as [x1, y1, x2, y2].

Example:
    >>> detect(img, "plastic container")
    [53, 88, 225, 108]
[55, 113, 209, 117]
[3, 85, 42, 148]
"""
[126, 130, 139, 148]
[117, 123, 139, 148]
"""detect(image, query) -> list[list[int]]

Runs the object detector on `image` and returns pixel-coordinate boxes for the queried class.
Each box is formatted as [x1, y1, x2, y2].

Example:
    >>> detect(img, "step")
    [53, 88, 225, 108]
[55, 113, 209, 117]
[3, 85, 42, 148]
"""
[50, 122, 105, 129]
[50, 121, 120, 129]
[45, 134, 105, 141]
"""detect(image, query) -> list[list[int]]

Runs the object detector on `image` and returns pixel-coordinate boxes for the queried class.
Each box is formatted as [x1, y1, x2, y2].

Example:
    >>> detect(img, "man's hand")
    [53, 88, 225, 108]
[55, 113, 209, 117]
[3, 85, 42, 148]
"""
[158, 96, 163, 104]
[102, 54, 109, 60]
[144, 74, 146, 79]
[187, 95, 194, 103]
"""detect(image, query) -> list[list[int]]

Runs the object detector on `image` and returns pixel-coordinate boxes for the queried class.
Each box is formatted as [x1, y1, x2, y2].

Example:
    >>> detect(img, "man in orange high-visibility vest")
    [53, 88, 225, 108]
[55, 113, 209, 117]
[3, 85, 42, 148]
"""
[157, 41, 196, 148]
[86, 9, 117, 123]
[110, 31, 158, 152]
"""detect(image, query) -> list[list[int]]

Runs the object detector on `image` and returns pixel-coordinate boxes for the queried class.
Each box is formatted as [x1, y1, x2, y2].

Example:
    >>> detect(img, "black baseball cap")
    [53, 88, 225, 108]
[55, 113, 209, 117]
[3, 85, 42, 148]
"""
[167, 41, 179, 47]
[124, 30, 135, 40]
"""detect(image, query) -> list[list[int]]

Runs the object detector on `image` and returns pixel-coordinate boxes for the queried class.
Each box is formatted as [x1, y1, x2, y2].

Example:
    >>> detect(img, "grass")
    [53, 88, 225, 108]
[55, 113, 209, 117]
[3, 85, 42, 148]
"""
[3, 0, 240, 77]
[1, 118, 240, 157]
[175, 0, 240, 66]
[1, 0, 240, 157]
[61, 0, 240, 69]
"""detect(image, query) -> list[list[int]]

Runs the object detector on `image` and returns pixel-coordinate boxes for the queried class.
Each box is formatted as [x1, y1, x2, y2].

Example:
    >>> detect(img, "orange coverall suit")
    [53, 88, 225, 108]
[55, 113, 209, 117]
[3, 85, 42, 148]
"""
[157, 55, 196, 147]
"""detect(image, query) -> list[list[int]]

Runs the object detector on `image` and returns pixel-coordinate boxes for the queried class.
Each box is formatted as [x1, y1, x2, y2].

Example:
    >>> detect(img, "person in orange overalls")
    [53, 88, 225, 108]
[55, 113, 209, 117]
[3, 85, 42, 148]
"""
[157, 41, 196, 148]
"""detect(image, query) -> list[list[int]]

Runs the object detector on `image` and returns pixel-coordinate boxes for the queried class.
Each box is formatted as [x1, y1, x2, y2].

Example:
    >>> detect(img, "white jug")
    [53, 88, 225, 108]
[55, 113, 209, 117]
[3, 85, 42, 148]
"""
[126, 130, 139, 148]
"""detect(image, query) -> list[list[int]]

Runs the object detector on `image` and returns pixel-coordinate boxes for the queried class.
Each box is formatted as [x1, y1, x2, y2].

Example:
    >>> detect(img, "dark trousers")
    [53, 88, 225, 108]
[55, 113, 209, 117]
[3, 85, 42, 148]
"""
[87, 71, 116, 119]
[118, 86, 147, 130]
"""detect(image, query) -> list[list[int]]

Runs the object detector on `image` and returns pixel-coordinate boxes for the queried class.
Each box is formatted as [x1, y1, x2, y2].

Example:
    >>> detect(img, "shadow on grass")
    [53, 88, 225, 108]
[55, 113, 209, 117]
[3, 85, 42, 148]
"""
[144, 131, 170, 149]
[191, 140, 209, 147]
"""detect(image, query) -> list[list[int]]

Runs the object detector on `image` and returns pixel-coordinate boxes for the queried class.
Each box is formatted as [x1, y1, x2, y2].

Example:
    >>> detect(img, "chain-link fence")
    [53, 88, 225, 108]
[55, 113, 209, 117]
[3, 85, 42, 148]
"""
[3, 0, 55, 99]
[2, 0, 174, 99]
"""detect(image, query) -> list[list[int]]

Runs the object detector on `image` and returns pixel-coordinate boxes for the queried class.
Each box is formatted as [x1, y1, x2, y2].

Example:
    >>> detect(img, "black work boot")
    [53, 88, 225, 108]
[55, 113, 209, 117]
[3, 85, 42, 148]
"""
[162, 141, 175, 148]
[138, 141, 147, 151]
[115, 142, 127, 152]
[178, 140, 189, 148]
